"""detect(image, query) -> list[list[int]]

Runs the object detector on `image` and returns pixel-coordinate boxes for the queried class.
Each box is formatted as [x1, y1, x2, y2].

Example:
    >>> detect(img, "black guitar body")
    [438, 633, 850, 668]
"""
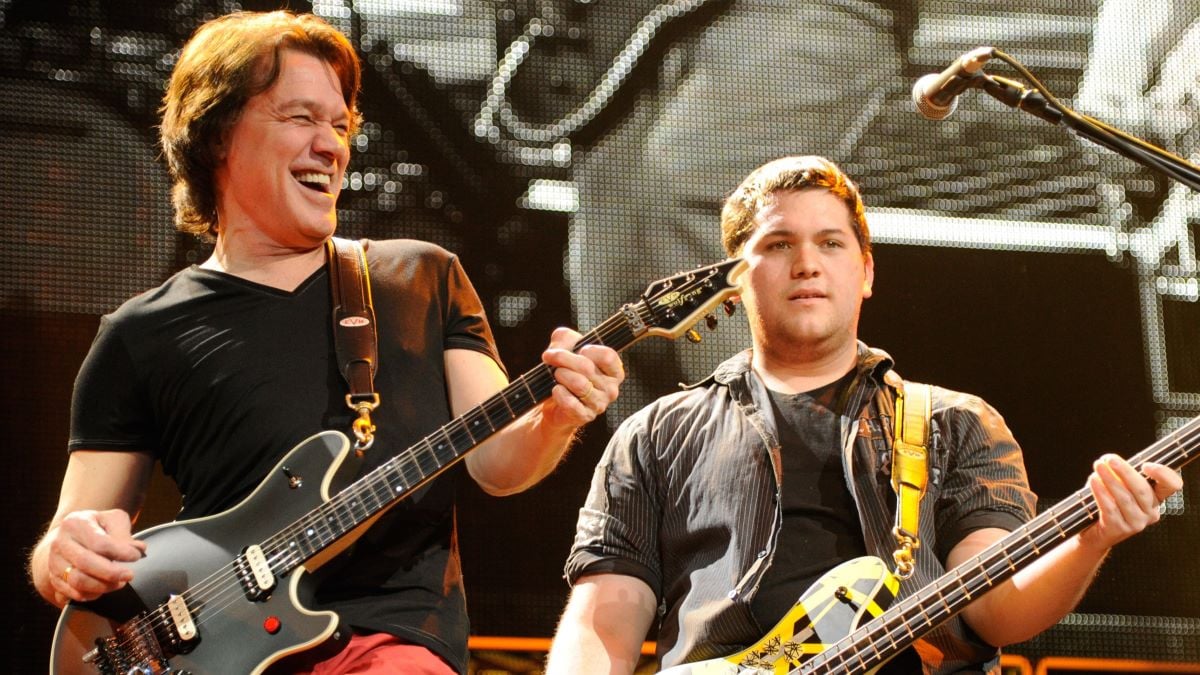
[51, 431, 352, 675]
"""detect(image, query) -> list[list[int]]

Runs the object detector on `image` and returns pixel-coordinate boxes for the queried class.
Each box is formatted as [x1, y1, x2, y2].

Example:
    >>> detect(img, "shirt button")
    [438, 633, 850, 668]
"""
[757, 550, 767, 559]
[727, 590, 738, 600]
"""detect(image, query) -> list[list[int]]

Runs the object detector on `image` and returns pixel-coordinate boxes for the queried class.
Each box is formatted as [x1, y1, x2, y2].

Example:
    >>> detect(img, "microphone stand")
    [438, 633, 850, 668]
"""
[966, 57, 1200, 193]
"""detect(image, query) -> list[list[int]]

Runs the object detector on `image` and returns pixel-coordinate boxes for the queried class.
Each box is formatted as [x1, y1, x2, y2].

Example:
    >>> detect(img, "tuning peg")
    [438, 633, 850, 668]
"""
[685, 328, 702, 343]
[722, 300, 736, 316]
[704, 313, 718, 330]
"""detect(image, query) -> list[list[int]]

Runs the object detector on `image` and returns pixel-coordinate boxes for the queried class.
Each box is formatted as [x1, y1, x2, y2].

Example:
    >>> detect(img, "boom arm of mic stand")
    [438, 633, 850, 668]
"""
[978, 75, 1200, 192]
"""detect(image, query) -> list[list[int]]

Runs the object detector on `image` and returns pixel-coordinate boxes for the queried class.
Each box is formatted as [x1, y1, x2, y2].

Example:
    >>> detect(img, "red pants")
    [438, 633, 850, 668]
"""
[295, 632, 456, 674]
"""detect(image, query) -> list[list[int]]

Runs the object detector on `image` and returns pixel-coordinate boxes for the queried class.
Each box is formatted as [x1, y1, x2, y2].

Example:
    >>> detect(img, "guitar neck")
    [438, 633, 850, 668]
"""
[802, 415, 1200, 674]
[262, 308, 640, 569]
[251, 257, 746, 577]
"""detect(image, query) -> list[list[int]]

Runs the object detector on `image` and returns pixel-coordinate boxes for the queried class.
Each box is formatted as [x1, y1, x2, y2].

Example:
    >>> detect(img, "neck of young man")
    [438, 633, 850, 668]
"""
[751, 334, 859, 395]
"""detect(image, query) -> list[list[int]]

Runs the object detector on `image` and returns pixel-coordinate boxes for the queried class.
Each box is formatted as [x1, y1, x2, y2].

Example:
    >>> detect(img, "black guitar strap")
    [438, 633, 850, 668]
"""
[326, 237, 380, 455]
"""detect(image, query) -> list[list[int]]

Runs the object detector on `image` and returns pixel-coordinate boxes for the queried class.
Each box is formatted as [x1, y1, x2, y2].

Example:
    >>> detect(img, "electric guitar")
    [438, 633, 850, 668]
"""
[660, 414, 1200, 674]
[50, 258, 747, 675]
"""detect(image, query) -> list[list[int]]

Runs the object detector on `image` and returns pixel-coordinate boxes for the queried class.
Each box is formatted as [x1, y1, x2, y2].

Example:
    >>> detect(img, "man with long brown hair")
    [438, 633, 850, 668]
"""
[30, 11, 623, 674]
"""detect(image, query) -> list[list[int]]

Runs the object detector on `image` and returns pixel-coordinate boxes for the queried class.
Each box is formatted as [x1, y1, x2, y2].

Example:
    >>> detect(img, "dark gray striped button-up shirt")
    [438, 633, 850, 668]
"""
[565, 343, 1036, 673]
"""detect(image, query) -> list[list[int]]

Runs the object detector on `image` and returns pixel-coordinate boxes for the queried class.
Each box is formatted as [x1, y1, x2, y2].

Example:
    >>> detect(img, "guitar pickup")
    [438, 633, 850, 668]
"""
[236, 544, 277, 601]
[166, 594, 198, 642]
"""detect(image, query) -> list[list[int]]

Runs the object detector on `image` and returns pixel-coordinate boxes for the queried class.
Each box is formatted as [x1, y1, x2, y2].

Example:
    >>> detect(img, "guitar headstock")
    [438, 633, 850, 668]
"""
[635, 258, 747, 341]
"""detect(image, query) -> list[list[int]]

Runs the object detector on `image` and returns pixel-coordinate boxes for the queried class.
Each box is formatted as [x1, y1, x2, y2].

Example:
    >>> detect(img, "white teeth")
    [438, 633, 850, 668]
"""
[295, 172, 331, 186]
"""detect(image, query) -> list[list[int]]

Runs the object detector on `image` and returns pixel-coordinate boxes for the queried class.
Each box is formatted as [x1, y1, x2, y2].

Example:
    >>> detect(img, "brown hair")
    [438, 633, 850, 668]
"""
[160, 11, 363, 239]
[720, 155, 870, 258]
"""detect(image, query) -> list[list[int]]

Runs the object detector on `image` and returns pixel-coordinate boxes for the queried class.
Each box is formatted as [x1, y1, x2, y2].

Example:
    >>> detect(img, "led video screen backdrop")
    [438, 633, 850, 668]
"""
[2, 0, 1197, 671]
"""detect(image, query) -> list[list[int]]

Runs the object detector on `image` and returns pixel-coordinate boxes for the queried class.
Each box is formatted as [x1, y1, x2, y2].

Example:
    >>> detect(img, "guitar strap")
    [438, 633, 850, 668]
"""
[327, 237, 380, 456]
[887, 375, 932, 580]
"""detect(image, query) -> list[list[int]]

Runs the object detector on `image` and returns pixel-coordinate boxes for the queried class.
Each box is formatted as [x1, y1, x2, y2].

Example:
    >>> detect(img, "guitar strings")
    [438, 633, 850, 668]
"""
[798, 415, 1200, 674]
[102, 267, 729, 662]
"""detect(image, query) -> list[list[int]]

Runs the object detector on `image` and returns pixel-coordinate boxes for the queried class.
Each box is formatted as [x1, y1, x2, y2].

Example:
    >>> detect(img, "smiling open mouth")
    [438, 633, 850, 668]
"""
[295, 172, 331, 193]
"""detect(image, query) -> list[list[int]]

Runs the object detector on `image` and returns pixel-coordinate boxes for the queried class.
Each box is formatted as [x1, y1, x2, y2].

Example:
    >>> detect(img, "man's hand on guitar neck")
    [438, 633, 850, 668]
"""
[1079, 455, 1183, 552]
[958, 454, 1183, 648]
[455, 326, 625, 497]
[538, 326, 626, 430]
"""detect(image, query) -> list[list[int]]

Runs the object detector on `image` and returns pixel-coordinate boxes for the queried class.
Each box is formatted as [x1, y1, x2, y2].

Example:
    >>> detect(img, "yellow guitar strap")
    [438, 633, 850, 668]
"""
[890, 380, 931, 579]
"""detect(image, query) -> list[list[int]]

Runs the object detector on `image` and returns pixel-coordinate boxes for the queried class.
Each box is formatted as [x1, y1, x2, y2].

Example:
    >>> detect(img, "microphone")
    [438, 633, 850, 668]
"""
[911, 47, 995, 120]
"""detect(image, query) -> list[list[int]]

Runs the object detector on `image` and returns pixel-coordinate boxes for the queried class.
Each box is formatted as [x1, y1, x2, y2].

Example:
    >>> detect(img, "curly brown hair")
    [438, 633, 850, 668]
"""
[160, 11, 363, 239]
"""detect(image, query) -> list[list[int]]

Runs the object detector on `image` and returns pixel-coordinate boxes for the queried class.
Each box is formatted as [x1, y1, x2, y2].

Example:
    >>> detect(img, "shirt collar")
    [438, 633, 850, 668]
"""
[698, 341, 895, 388]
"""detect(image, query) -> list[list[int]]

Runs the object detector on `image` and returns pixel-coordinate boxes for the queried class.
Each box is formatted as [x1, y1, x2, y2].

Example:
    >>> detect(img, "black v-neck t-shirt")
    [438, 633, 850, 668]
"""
[69, 239, 498, 672]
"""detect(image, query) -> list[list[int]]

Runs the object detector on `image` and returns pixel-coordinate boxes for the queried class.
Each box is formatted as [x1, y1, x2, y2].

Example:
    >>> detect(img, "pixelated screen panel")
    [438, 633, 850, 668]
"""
[3, 0, 1197, 667]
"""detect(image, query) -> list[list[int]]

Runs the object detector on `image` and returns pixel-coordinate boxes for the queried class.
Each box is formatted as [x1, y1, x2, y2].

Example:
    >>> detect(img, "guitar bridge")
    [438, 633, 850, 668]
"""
[84, 615, 173, 675]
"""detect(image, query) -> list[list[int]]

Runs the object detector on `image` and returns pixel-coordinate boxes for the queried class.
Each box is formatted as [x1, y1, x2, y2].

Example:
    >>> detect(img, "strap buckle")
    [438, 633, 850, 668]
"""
[891, 527, 920, 579]
[347, 394, 380, 456]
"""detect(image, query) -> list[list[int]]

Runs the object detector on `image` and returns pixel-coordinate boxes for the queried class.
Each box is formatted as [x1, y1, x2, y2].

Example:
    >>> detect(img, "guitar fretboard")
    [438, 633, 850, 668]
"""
[251, 258, 744, 577]
[266, 309, 642, 568]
